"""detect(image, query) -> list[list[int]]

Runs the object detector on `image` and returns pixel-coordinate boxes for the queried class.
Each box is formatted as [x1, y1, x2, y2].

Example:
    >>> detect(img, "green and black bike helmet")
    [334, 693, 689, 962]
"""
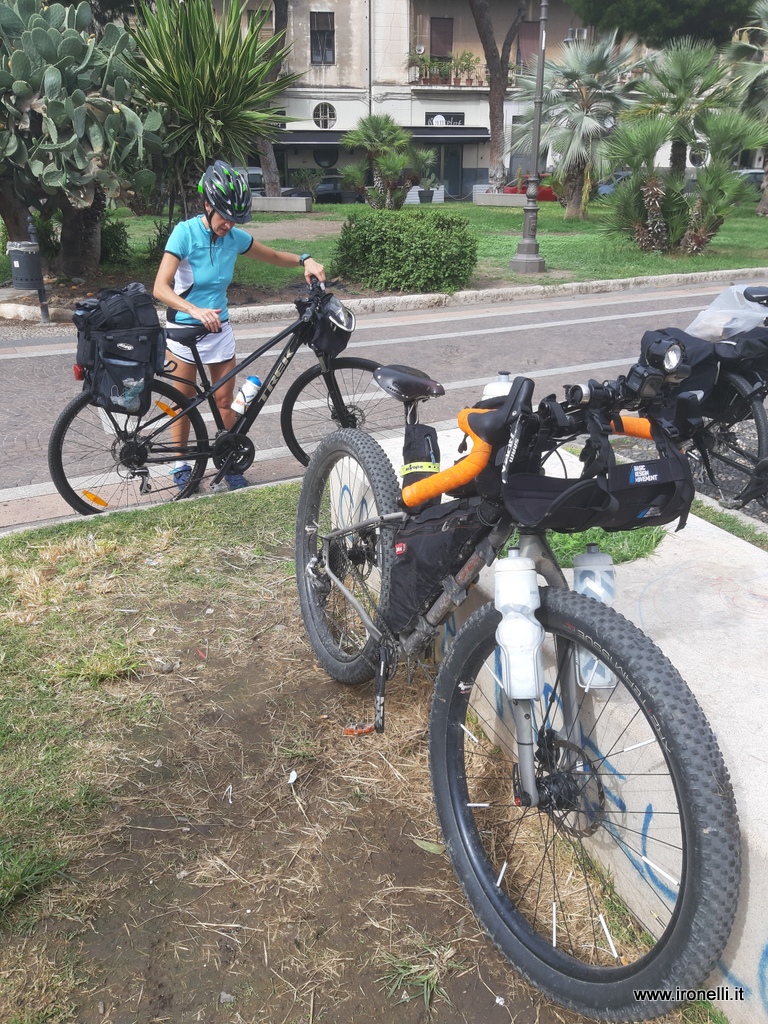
[199, 160, 252, 223]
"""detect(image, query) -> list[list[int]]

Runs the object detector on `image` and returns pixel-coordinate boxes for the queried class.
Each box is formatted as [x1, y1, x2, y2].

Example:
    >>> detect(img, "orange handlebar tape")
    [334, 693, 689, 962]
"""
[401, 408, 493, 508]
[611, 414, 654, 440]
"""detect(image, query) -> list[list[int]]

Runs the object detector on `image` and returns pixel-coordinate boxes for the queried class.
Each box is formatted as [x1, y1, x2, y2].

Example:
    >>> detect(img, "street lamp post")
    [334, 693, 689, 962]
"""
[510, 0, 548, 274]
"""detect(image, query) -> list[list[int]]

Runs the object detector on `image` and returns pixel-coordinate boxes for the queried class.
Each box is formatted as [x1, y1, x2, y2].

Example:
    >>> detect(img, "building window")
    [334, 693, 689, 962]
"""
[313, 103, 337, 130]
[311, 12, 335, 65]
[430, 17, 453, 59]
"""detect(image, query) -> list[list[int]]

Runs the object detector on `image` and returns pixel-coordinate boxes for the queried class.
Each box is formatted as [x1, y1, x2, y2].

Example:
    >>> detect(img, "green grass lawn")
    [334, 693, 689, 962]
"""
[2, 198, 764, 294]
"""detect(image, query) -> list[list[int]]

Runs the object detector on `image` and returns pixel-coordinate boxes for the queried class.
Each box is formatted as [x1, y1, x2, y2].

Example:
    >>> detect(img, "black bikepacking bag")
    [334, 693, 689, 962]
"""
[385, 498, 492, 635]
[400, 422, 441, 508]
[502, 414, 694, 534]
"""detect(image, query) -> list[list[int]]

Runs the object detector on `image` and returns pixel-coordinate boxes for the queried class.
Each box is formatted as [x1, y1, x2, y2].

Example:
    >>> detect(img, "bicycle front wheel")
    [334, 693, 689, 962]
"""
[281, 357, 401, 466]
[687, 370, 768, 505]
[296, 429, 399, 684]
[48, 379, 209, 515]
[430, 592, 740, 1021]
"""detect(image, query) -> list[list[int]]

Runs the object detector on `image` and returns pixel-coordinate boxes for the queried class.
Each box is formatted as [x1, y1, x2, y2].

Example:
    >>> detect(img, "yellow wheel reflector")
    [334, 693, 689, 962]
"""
[155, 401, 178, 417]
[82, 491, 109, 508]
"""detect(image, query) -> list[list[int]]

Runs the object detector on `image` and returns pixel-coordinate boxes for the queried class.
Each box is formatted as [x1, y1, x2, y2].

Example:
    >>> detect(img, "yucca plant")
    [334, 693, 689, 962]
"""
[126, 0, 299, 220]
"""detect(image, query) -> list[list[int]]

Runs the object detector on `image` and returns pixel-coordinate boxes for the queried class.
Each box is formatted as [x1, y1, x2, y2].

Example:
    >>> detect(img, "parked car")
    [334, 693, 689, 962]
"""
[503, 176, 559, 202]
[234, 165, 265, 197]
[597, 170, 631, 195]
[290, 174, 361, 204]
[736, 168, 765, 191]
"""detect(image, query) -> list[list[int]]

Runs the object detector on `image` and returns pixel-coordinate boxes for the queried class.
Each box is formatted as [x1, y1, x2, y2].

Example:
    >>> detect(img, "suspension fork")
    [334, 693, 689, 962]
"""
[508, 532, 581, 809]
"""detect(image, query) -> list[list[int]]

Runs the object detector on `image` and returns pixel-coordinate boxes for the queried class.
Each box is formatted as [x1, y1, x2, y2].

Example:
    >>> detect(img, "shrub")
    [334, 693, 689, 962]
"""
[331, 208, 478, 293]
[145, 218, 180, 263]
[99, 214, 131, 265]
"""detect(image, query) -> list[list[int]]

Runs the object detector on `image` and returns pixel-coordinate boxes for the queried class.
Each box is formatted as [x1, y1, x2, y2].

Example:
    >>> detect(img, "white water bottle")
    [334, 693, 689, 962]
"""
[494, 549, 545, 700]
[482, 370, 512, 400]
[573, 544, 616, 690]
[231, 374, 262, 415]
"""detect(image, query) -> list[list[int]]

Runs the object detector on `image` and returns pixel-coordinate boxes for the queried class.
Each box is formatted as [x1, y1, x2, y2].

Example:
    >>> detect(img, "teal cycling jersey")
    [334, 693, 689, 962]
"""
[165, 215, 253, 324]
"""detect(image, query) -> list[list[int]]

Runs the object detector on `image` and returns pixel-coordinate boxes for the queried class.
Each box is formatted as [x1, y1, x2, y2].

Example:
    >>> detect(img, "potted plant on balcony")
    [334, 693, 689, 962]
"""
[458, 50, 482, 86]
[452, 54, 463, 86]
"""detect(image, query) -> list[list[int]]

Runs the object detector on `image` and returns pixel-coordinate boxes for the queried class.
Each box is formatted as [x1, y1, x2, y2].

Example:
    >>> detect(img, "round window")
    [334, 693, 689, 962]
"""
[313, 103, 337, 130]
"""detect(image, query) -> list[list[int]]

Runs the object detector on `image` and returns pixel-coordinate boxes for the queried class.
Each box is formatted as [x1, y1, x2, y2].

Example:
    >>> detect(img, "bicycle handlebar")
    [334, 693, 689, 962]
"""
[401, 407, 493, 507]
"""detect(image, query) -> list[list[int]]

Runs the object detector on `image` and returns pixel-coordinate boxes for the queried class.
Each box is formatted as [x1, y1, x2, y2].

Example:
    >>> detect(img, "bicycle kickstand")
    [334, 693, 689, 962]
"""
[342, 643, 391, 737]
[374, 644, 390, 734]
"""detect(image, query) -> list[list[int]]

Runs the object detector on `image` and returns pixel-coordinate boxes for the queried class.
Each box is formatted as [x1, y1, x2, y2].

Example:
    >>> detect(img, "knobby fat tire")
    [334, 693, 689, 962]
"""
[429, 592, 740, 1021]
[295, 429, 400, 684]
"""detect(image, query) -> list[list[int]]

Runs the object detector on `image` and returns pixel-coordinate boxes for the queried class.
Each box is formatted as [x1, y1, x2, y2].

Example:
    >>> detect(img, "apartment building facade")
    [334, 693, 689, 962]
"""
[246, 0, 586, 197]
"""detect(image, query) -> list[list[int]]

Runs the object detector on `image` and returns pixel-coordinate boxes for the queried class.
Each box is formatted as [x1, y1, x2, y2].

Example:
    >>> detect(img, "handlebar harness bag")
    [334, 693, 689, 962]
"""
[502, 414, 694, 534]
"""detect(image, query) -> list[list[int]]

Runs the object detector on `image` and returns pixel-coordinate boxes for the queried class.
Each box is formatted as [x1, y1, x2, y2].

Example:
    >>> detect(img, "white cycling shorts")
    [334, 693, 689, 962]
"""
[165, 320, 236, 365]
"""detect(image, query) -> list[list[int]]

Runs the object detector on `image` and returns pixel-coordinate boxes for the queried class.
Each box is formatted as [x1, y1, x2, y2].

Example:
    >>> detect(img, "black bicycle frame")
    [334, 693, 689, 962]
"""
[144, 312, 311, 445]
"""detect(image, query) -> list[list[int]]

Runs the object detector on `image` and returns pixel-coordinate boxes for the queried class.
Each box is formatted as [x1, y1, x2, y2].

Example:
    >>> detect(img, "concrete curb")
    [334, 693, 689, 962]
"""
[1, 266, 767, 324]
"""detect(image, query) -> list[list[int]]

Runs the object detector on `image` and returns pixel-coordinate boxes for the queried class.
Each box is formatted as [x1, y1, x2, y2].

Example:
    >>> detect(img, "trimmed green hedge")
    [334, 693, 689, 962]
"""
[331, 207, 478, 293]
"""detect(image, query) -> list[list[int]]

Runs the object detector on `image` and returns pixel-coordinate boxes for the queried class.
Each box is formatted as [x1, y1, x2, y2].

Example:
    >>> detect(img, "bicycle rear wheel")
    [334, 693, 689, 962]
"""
[48, 379, 209, 515]
[295, 429, 399, 684]
[430, 592, 740, 1021]
[281, 357, 401, 466]
[686, 371, 768, 506]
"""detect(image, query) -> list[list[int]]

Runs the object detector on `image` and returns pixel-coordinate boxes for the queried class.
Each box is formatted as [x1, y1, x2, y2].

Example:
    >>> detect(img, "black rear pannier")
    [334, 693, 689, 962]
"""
[73, 283, 165, 416]
[386, 498, 492, 635]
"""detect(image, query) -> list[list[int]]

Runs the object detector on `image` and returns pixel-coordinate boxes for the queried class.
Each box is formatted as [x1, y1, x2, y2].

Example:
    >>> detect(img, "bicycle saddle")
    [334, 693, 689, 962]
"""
[744, 286, 768, 306]
[373, 364, 445, 402]
[165, 324, 210, 347]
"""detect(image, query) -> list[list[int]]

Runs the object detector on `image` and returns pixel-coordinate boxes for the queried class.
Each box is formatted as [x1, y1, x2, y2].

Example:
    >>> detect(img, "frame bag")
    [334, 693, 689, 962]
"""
[72, 283, 165, 416]
[386, 498, 492, 635]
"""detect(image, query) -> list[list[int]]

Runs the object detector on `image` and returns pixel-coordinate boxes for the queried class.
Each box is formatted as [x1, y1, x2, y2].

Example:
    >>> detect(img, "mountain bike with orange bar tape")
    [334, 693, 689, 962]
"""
[294, 355, 739, 1022]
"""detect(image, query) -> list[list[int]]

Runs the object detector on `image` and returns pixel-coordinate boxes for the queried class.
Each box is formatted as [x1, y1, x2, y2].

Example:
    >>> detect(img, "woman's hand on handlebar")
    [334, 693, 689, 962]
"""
[303, 258, 325, 285]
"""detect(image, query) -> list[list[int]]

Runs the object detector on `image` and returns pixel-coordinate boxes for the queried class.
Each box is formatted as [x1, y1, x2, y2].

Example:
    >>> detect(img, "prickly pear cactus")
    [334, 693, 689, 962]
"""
[0, 1, 157, 232]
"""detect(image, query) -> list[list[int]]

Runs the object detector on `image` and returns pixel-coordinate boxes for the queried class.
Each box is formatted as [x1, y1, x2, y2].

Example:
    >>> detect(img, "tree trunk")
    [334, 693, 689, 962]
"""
[757, 169, 768, 217]
[562, 167, 587, 220]
[469, 0, 526, 192]
[255, 0, 288, 197]
[57, 201, 101, 278]
[669, 138, 687, 174]
[256, 136, 282, 196]
[0, 181, 34, 241]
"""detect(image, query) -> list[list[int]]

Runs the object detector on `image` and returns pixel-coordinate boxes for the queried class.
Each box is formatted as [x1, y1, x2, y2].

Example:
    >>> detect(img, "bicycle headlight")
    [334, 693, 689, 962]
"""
[646, 337, 684, 373]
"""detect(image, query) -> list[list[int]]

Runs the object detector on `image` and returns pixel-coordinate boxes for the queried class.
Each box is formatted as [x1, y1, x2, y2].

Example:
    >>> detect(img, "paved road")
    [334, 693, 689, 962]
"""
[0, 279, 758, 533]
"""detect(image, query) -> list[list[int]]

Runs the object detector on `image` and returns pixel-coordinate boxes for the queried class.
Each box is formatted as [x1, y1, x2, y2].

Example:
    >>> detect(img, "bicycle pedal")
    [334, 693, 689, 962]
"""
[343, 721, 375, 736]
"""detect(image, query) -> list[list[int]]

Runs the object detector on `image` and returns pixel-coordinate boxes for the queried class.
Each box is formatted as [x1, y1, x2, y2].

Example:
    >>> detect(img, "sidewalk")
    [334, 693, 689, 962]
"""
[2, 265, 768, 324]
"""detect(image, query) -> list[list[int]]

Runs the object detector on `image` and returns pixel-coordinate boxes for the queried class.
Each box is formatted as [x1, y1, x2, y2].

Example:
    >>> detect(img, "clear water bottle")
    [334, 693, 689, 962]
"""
[573, 544, 616, 690]
[482, 370, 512, 401]
[494, 549, 545, 700]
[231, 374, 262, 415]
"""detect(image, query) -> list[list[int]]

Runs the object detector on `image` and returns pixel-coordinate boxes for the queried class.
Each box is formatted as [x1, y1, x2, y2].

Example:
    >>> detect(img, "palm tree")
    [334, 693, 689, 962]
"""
[126, 0, 298, 221]
[340, 115, 434, 209]
[599, 110, 768, 253]
[627, 38, 737, 173]
[728, 1, 768, 215]
[512, 33, 639, 219]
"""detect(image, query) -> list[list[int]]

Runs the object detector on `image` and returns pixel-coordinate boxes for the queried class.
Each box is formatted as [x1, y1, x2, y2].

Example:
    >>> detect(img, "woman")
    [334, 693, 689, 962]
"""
[153, 160, 325, 491]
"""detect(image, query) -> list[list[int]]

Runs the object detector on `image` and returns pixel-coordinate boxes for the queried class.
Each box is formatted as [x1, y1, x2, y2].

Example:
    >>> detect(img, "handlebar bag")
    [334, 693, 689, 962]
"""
[385, 498, 492, 635]
[502, 417, 694, 534]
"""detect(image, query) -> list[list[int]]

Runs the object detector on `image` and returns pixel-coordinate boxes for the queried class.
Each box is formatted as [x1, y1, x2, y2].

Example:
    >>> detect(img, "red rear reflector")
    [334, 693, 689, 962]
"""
[73, 364, 85, 381]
